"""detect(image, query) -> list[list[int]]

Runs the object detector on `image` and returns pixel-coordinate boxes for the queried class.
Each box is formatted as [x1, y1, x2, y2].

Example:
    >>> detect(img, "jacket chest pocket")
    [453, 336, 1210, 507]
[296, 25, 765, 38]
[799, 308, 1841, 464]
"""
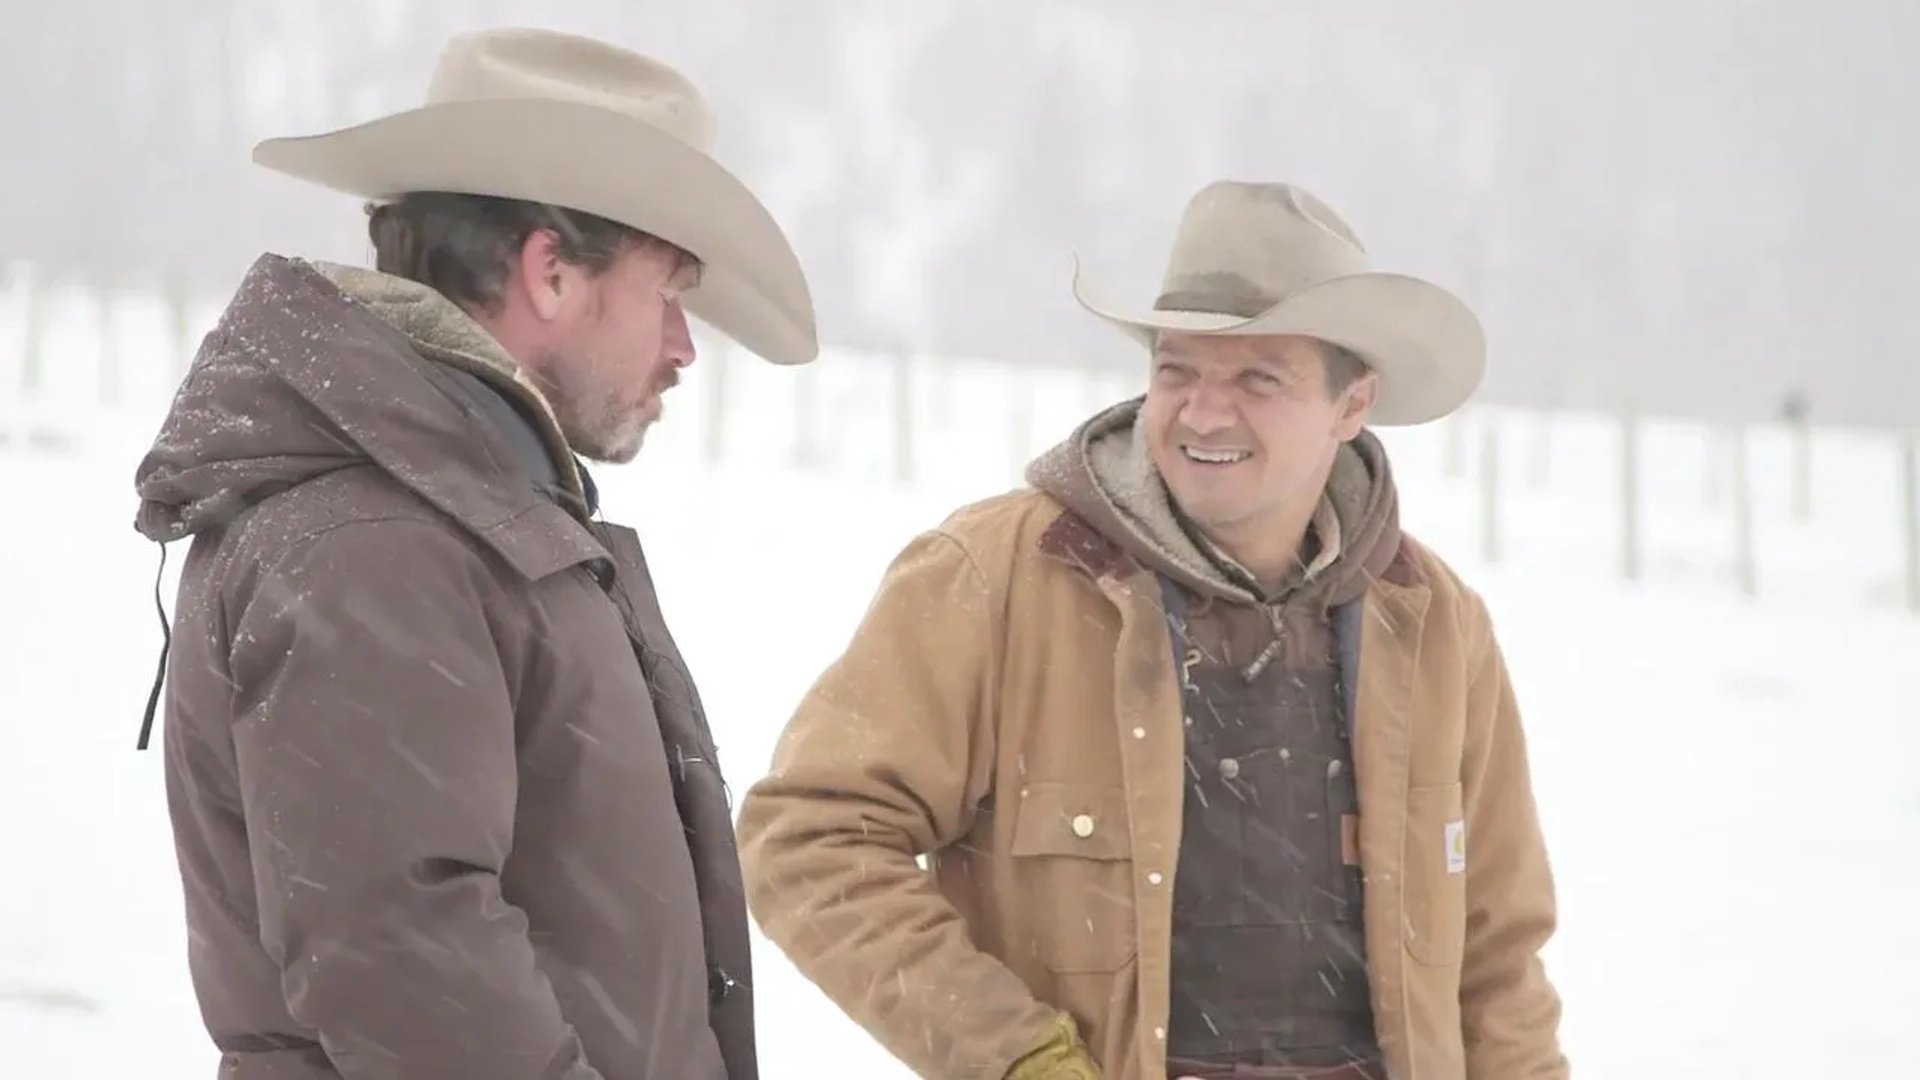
[1189, 747, 1361, 928]
[1401, 781, 1468, 967]
[1008, 782, 1138, 974]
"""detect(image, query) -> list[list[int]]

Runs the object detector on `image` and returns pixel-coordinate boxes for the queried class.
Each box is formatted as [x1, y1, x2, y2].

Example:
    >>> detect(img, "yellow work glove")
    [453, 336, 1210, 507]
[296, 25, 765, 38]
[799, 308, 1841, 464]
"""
[1005, 1012, 1100, 1080]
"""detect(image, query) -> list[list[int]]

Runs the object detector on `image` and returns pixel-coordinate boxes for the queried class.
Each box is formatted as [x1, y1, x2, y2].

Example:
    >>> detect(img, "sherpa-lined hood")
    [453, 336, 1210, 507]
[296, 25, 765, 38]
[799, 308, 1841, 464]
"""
[134, 254, 585, 546]
[1025, 396, 1401, 612]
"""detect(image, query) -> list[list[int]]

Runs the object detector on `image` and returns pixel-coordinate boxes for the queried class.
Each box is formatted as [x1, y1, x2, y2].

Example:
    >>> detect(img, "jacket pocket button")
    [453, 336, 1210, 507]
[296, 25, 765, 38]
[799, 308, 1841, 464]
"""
[1070, 813, 1096, 838]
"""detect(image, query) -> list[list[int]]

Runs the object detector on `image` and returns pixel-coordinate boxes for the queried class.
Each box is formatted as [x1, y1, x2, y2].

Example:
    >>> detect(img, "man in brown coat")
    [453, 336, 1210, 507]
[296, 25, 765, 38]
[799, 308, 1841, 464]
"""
[736, 181, 1569, 1080]
[130, 28, 816, 1080]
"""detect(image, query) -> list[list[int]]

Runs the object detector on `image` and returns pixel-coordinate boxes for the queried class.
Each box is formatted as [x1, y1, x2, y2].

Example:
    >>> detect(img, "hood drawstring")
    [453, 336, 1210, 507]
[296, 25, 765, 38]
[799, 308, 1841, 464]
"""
[1241, 605, 1286, 684]
[136, 540, 171, 750]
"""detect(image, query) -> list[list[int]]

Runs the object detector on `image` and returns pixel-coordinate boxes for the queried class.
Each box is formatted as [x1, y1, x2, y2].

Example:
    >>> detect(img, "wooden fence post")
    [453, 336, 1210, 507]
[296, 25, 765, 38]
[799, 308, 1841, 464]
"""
[1702, 425, 1725, 508]
[19, 271, 50, 398]
[1790, 419, 1814, 522]
[1619, 409, 1643, 583]
[1530, 413, 1553, 490]
[96, 290, 119, 406]
[1901, 432, 1918, 614]
[891, 351, 915, 486]
[1731, 423, 1757, 597]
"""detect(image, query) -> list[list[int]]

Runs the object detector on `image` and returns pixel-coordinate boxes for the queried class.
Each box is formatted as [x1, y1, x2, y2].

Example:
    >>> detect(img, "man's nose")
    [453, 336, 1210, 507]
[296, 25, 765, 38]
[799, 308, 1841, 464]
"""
[663, 300, 696, 368]
[1178, 381, 1237, 434]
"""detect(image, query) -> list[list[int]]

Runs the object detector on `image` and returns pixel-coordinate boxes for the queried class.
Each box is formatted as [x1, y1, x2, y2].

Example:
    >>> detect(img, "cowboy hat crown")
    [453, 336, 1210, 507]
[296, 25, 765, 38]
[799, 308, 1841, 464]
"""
[1073, 179, 1486, 425]
[252, 27, 818, 367]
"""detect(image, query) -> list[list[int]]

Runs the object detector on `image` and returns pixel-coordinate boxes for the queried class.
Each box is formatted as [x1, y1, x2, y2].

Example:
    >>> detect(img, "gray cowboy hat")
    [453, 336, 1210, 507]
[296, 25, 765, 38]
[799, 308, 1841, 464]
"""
[1072, 179, 1485, 425]
[252, 27, 818, 367]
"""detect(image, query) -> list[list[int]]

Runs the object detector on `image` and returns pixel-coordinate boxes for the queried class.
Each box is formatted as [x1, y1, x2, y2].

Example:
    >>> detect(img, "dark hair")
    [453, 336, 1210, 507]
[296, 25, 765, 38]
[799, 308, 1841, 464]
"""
[1321, 341, 1370, 397]
[364, 191, 656, 313]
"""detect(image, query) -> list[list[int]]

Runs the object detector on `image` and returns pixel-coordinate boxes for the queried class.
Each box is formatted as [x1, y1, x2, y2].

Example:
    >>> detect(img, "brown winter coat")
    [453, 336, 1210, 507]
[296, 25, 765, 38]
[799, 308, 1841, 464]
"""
[736, 401, 1568, 1080]
[132, 254, 755, 1080]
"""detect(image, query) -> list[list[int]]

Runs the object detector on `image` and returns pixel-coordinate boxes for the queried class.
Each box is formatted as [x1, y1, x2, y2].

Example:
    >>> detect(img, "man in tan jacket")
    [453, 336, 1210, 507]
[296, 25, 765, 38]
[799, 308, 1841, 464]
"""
[736, 181, 1568, 1080]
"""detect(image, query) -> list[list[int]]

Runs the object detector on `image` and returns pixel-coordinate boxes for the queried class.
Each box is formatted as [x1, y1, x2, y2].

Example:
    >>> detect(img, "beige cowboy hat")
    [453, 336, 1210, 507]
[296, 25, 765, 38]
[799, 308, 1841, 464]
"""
[1071, 179, 1485, 425]
[251, 27, 818, 367]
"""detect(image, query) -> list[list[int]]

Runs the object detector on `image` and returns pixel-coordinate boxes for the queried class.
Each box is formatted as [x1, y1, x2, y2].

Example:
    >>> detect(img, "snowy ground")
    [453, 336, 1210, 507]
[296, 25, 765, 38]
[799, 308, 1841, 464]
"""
[3, 331, 1918, 1078]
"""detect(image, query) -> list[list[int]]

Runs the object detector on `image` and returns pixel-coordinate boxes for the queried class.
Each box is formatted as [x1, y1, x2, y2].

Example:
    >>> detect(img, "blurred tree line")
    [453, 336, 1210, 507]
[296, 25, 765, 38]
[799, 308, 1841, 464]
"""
[2, 0, 1914, 427]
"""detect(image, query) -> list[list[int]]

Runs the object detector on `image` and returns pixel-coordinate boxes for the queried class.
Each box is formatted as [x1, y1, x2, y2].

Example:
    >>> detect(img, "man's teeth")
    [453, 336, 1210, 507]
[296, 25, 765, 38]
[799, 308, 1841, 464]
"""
[1183, 447, 1251, 464]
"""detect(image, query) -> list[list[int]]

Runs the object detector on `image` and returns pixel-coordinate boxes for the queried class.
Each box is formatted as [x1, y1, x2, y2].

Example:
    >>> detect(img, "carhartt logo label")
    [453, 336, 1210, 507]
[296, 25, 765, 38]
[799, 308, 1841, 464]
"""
[1444, 820, 1467, 874]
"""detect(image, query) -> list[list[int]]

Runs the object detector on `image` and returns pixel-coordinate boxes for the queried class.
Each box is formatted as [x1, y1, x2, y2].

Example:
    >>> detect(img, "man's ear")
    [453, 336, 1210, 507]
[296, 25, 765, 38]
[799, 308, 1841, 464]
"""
[1334, 372, 1379, 439]
[517, 229, 567, 321]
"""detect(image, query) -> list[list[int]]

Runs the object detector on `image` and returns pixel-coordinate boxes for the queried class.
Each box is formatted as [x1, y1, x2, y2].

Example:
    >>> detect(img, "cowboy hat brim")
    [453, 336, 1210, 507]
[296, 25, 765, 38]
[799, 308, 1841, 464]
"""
[1071, 259, 1485, 426]
[253, 96, 818, 367]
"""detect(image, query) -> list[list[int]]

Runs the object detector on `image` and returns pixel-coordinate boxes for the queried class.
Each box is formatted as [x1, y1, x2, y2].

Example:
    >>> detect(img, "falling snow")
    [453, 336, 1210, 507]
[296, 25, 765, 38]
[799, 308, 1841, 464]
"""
[4, 363, 1918, 1078]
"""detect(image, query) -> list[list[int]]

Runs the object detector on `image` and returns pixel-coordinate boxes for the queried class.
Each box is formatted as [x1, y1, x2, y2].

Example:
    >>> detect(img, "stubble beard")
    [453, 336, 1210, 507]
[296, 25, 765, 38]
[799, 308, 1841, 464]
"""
[528, 350, 653, 466]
